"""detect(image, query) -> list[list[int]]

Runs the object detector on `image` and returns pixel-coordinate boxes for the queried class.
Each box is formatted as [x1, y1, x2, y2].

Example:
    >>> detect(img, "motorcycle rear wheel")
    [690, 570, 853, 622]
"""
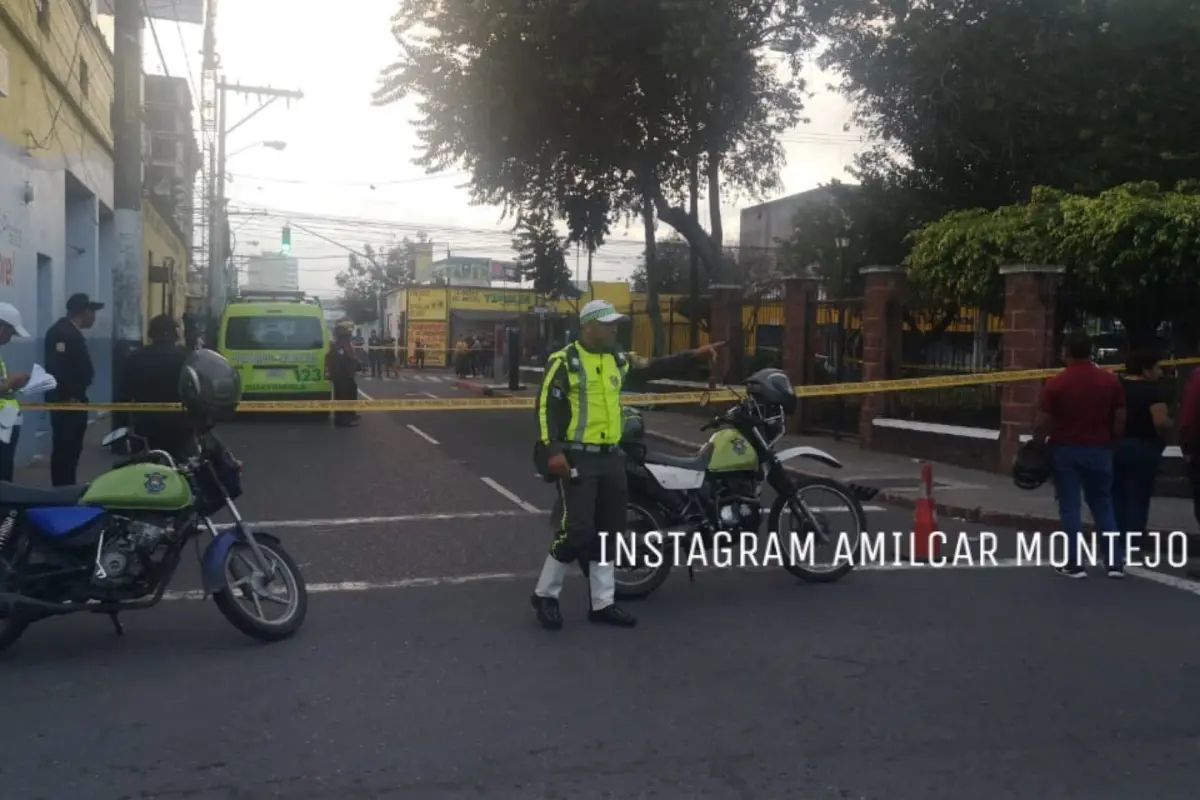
[770, 476, 867, 584]
[613, 502, 673, 601]
[0, 538, 30, 653]
[212, 539, 308, 642]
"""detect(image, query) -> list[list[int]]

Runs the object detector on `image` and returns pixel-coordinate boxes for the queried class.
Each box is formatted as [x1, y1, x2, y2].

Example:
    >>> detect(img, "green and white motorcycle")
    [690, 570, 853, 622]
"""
[0, 427, 307, 652]
[615, 368, 874, 599]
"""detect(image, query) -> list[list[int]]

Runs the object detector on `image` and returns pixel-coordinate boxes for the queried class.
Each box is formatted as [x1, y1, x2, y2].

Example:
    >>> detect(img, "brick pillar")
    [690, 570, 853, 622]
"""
[857, 266, 905, 445]
[709, 284, 743, 384]
[998, 264, 1064, 468]
[782, 275, 820, 432]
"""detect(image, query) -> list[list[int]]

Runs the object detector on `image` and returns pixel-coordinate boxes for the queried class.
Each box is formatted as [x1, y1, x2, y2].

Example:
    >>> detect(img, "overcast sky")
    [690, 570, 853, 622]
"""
[108, 1, 868, 296]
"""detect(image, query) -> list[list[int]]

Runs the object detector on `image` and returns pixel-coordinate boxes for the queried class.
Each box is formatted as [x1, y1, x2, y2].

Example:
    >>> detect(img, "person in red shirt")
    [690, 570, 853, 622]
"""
[1032, 334, 1126, 578]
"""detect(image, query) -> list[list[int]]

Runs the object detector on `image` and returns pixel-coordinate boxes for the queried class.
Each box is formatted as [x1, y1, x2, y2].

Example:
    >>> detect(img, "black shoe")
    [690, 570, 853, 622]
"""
[588, 604, 637, 627]
[1107, 566, 1125, 579]
[1055, 566, 1087, 579]
[530, 594, 563, 630]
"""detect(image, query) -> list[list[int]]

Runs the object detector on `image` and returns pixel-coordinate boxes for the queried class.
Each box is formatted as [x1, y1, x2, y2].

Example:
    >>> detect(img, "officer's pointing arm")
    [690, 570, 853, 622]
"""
[535, 355, 570, 458]
[623, 348, 705, 388]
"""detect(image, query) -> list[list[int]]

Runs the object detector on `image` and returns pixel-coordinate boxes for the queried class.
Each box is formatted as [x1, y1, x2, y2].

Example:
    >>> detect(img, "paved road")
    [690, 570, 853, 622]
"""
[3, 371, 1200, 799]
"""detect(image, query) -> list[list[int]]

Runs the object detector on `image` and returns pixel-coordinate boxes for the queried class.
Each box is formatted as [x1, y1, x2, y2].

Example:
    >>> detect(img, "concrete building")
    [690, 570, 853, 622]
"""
[737, 185, 856, 271]
[244, 252, 300, 292]
[143, 74, 200, 310]
[0, 1, 118, 463]
[1, 2, 190, 466]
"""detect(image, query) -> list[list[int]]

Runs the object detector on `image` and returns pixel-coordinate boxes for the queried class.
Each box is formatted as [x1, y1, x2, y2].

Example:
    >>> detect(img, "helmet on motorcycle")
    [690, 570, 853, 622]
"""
[621, 407, 644, 441]
[1012, 441, 1051, 491]
[744, 368, 797, 415]
[179, 349, 242, 427]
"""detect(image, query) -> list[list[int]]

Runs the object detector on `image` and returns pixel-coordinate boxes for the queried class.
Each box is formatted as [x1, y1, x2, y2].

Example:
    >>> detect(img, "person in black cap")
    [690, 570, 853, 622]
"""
[121, 315, 192, 459]
[45, 293, 103, 486]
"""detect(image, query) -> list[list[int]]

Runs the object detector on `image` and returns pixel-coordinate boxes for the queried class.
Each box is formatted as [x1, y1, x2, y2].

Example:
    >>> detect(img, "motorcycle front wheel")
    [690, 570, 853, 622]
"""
[212, 538, 308, 641]
[613, 502, 673, 601]
[770, 476, 867, 584]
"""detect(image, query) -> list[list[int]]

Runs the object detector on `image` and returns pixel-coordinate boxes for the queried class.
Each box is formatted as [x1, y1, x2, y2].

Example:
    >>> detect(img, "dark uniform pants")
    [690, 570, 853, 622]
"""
[535, 449, 628, 610]
[332, 376, 358, 425]
[0, 425, 21, 483]
[51, 409, 89, 486]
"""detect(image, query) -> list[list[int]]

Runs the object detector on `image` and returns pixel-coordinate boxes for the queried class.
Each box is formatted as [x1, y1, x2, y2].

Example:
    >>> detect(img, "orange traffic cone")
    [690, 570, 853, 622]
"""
[912, 462, 940, 562]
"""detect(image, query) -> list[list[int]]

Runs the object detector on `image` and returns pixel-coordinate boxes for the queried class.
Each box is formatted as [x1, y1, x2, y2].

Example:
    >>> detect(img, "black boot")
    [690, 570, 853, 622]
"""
[530, 595, 563, 630]
[588, 604, 637, 627]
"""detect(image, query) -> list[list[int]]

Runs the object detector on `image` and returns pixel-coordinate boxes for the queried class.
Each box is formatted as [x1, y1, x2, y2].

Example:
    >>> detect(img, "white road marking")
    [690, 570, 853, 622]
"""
[1126, 567, 1200, 595]
[357, 388, 374, 401]
[406, 424, 440, 445]
[213, 509, 539, 531]
[809, 505, 886, 513]
[159, 558, 1043, 601]
[421, 391, 439, 399]
[480, 476, 541, 513]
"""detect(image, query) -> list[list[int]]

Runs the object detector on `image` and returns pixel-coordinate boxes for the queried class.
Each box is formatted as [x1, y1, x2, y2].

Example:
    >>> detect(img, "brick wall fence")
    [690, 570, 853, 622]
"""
[775, 263, 1189, 497]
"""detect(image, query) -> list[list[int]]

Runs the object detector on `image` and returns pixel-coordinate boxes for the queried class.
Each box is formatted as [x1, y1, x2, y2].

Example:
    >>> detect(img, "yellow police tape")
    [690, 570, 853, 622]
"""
[20, 356, 1200, 413]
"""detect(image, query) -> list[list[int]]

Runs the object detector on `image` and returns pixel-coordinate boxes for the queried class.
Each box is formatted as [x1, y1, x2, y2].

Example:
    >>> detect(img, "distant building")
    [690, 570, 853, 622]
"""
[244, 253, 300, 292]
[737, 185, 857, 272]
[415, 255, 520, 286]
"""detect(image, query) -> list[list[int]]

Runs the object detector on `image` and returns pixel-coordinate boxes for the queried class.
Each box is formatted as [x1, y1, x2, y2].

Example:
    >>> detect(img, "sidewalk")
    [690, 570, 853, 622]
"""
[641, 409, 1198, 534]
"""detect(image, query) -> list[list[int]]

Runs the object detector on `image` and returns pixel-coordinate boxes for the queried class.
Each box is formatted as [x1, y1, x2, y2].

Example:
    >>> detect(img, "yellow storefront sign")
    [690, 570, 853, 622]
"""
[408, 288, 448, 320]
[448, 288, 541, 312]
[407, 320, 448, 366]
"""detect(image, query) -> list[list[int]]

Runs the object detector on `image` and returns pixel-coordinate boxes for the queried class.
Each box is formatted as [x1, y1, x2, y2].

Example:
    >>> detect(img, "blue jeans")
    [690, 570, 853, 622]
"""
[1112, 437, 1162, 557]
[1051, 444, 1120, 568]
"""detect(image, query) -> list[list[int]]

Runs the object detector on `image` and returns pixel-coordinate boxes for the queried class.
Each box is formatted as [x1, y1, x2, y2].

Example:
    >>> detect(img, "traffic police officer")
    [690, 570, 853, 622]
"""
[0, 302, 32, 482]
[45, 293, 103, 486]
[326, 322, 361, 427]
[531, 299, 722, 630]
[121, 315, 192, 459]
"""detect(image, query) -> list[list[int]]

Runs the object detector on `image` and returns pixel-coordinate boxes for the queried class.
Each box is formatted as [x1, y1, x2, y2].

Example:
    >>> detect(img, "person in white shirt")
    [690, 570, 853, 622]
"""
[0, 303, 32, 482]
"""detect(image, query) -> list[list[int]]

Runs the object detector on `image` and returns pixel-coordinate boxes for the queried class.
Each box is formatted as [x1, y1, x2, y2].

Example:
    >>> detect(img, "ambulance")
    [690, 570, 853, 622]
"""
[217, 291, 332, 402]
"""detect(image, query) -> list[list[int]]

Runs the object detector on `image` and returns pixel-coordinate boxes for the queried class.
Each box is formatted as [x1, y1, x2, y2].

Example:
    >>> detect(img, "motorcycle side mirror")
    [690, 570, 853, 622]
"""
[698, 392, 710, 408]
[101, 427, 129, 447]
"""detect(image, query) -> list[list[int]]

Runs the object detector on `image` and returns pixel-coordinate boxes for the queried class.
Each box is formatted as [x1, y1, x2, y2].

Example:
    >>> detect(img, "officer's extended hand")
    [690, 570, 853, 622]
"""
[5, 373, 30, 391]
[694, 342, 725, 361]
[546, 453, 570, 478]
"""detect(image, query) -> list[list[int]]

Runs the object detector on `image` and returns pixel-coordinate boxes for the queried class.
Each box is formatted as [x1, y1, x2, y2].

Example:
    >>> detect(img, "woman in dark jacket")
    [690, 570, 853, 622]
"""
[1113, 349, 1173, 559]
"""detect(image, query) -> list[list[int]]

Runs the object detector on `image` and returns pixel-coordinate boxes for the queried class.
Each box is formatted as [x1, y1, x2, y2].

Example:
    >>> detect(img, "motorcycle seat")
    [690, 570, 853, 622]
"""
[0, 482, 89, 507]
[644, 444, 712, 472]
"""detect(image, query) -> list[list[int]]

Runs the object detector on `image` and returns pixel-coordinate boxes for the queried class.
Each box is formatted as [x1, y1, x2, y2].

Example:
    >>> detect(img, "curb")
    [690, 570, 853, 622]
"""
[643, 429, 1091, 531]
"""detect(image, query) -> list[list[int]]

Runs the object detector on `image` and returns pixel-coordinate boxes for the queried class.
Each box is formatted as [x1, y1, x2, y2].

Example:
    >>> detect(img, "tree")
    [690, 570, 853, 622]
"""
[905, 182, 1200, 348]
[335, 237, 424, 325]
[821, 0, 1200, 214]
[630, 236, 694, 295]
[512, 209, 575, 298]
[373, 0, 817, 298]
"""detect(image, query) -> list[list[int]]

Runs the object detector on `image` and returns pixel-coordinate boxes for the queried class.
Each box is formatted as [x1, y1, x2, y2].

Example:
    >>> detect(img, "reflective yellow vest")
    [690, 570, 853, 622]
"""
[0, 358, 18, 416]
[547, 342, 631, 446]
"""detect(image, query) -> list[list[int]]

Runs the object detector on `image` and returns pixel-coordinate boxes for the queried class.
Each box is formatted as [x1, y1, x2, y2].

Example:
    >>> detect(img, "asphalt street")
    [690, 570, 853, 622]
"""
[3, 368, 1200, 799]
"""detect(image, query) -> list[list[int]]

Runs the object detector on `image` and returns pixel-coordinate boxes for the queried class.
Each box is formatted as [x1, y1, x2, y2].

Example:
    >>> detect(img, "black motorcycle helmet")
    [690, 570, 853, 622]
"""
[744, 368, 797, 415]
[1012, 441, 1051, 491]
[621, 407, 644, 441]
[179, 349, 242, 427]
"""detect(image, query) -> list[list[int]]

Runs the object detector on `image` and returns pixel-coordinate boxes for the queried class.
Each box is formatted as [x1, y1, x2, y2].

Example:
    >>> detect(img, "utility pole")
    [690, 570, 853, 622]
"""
[111, 0, 144, 433]
[209, 80, 303, 318]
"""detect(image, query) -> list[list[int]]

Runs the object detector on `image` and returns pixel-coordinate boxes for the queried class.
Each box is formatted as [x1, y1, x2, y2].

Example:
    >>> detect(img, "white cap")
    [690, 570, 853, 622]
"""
[0, 302, 31, 338]
[579, 299, 626, 325]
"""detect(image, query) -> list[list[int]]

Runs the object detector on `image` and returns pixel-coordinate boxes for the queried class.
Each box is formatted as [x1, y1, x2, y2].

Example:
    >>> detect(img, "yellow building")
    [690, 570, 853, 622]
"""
[141, 196, 188, 333]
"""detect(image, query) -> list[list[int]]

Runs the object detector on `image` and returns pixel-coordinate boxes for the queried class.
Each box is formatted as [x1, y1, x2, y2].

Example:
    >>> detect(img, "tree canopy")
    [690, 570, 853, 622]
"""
[336, 237, 425, 324]
[905, 182, 1200, 344]
[511, 210, 576, 298]
[373, 0, 819, 282]
[822, 0, 1200, 215]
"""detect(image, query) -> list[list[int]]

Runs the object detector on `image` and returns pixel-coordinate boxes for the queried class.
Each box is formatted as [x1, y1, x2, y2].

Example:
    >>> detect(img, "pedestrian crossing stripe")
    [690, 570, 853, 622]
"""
[28, 356, 1200, 412]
